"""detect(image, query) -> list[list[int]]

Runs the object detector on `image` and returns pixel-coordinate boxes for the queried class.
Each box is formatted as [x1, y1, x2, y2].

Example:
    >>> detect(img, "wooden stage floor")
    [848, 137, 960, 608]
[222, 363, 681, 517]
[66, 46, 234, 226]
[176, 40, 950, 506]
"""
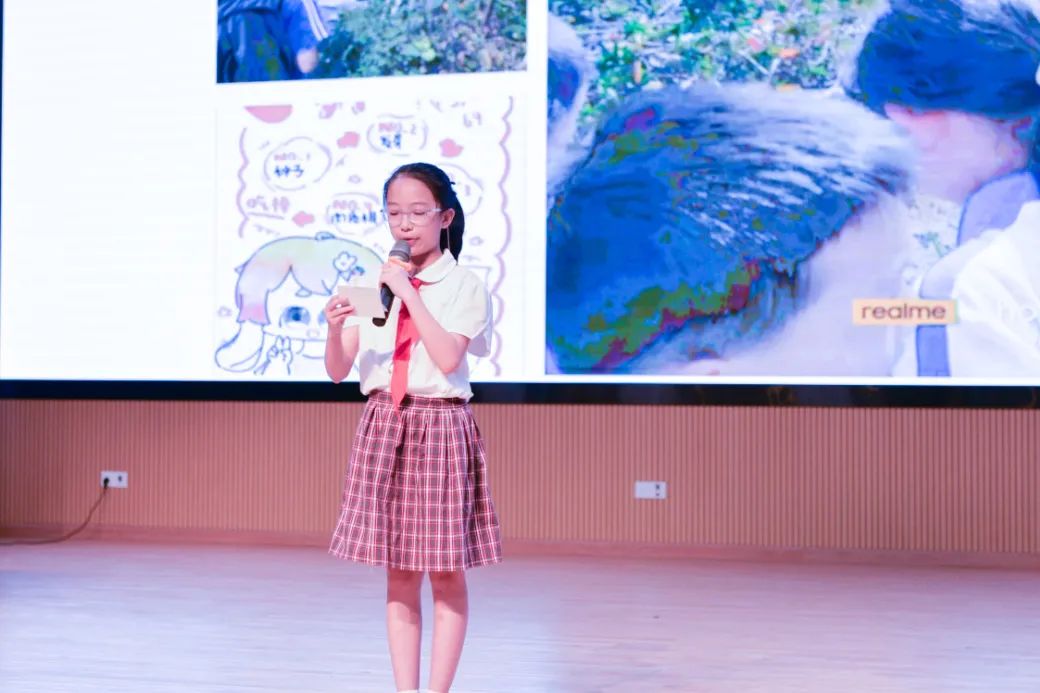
[2, 541, 1039, 692]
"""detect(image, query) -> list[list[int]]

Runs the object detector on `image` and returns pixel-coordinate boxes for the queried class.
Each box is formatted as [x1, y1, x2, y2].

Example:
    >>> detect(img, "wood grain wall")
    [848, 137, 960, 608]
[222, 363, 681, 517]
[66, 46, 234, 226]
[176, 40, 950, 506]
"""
[2, 400, 1037, 565]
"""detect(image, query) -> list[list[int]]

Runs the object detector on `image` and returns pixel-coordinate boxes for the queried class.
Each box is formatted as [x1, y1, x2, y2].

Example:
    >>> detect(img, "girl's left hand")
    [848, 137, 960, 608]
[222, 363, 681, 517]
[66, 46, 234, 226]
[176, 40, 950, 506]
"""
[379, 262, 418, 301]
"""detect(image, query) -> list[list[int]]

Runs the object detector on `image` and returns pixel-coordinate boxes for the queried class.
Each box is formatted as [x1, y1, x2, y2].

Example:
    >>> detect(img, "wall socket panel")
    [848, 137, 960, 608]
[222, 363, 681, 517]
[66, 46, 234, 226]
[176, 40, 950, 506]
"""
[100, 470, 128, 489]
[634, 480, 667, 500]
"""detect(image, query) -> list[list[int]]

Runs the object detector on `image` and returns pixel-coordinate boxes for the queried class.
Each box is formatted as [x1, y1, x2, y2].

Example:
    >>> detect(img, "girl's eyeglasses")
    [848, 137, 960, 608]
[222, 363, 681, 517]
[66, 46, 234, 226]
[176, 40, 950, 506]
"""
[386, 208, 442, 227]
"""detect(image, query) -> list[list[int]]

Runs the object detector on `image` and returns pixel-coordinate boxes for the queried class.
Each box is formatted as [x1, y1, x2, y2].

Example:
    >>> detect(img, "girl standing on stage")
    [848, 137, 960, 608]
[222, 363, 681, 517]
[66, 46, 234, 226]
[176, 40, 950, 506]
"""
[324, 162, 502, 693]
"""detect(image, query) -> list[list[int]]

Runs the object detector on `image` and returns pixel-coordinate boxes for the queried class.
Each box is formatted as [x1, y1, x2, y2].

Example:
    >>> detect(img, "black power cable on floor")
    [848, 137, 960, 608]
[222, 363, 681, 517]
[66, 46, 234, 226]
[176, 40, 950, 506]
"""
[0, 479, 110, 546]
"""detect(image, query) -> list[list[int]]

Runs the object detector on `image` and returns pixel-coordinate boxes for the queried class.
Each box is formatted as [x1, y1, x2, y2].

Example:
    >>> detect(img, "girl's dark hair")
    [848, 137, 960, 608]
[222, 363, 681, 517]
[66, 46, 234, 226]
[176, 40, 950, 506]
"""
[846, 0, 1040, 120]
[383, 162, 465, 259]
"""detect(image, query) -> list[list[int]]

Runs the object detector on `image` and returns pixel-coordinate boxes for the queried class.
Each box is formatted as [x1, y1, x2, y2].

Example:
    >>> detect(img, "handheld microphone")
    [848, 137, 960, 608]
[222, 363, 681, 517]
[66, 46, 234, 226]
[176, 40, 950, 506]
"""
[373, 239, 412, 327]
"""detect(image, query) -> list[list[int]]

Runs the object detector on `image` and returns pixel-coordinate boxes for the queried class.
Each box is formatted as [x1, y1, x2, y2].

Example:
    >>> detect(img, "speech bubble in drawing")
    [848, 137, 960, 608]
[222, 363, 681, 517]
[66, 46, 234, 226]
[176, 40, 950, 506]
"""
[326, 193, 385, 236]
[439, 163, 483, 216]
[367, 115, 428, 156]
[263, 137, 331, 191]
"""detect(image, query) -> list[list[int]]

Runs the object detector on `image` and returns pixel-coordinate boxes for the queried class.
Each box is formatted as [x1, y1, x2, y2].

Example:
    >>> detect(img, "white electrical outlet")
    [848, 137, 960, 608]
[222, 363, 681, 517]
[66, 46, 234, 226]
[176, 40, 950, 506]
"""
[634, 480, 667, 500]
[100, 470, 128, 489]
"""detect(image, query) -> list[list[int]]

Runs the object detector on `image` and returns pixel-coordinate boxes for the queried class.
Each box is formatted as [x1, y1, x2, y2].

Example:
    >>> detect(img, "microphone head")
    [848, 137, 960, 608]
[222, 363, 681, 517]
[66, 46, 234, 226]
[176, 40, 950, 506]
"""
[389, 239, 411, 261]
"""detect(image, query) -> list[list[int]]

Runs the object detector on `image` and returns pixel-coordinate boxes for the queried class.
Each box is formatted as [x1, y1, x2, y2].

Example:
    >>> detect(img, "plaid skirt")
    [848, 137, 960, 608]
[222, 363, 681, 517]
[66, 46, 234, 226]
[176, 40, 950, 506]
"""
[329, 390, 503, 572]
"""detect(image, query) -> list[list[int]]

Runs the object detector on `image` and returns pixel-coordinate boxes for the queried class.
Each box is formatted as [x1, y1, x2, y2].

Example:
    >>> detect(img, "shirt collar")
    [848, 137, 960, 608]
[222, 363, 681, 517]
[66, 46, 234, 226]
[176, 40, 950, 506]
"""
[415, 252, 456, 284]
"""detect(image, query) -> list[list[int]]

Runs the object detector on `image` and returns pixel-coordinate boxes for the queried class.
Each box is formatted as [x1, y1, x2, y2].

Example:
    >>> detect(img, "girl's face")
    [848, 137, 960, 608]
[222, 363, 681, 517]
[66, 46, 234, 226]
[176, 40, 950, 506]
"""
[885, 104, 1034, 201]
[947, 112, 1033, 187]
[263, 274, 329, 342]
[384, 175, 454, 267]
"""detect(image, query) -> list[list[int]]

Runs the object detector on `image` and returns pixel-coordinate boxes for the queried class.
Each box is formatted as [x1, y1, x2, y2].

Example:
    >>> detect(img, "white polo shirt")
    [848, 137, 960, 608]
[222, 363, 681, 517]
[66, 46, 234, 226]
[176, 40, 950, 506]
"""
[937, 201, 1040, 376]
[894, 200, 1040, 377]
[352, 252, 492, 400]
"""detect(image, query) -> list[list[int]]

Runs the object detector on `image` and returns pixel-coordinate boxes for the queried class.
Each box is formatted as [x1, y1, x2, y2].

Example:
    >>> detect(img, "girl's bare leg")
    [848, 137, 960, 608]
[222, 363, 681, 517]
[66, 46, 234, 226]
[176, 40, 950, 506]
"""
[386, 568, 424, 691]
[427, 570, 469, 693]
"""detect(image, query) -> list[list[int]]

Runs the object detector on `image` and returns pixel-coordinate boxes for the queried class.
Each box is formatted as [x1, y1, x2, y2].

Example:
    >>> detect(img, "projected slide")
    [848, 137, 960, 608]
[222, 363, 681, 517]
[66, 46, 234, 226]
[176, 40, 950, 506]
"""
[2, 0, 1039, 386]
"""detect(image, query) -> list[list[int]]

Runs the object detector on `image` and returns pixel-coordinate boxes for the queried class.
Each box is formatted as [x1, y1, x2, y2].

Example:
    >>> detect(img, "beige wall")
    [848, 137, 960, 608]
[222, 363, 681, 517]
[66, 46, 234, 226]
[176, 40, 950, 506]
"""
[2, 400, 1038, 564]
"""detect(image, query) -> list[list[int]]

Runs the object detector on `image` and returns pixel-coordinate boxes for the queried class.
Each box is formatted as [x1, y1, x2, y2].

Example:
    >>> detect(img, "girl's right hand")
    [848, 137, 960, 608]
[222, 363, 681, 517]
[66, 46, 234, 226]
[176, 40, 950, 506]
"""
[324, 294, 356, 330]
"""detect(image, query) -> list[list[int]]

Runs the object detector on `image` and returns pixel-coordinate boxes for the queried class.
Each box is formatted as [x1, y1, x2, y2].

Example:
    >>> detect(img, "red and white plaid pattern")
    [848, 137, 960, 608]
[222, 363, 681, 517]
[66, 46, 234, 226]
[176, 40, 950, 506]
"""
[329, 390, 503, 571]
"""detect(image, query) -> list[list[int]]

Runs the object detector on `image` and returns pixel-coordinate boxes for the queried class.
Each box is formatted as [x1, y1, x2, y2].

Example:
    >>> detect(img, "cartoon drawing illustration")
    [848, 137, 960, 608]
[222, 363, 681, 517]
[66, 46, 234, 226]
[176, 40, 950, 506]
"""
[215, 89, 523, 380]
[215, 233, 382, 377]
